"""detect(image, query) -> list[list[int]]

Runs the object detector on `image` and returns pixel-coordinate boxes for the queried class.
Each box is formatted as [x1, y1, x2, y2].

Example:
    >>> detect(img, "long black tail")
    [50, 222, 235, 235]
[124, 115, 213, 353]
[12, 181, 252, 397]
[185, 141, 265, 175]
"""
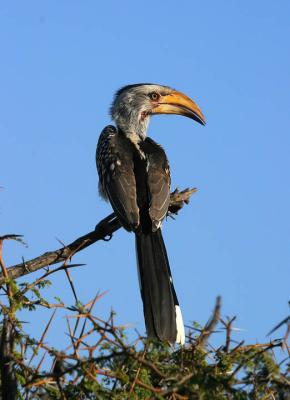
[135, 229, 185, 344]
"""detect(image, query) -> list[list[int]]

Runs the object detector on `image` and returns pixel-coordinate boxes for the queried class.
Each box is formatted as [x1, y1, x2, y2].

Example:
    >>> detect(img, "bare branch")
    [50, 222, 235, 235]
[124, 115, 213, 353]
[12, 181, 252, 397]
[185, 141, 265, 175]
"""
[220, 316, 237, 353]
[198, 296, 221, 347]
[0, 187, 196, 284]
[0, 317, 17, 400]
[28, 309, 57, 366]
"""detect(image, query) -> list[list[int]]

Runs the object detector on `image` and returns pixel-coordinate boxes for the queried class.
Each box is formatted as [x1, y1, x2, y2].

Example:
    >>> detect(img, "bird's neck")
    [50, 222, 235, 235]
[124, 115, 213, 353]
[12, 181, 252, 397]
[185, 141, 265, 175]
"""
[117, 117, 149, 159]
[115, 113, 150, 143]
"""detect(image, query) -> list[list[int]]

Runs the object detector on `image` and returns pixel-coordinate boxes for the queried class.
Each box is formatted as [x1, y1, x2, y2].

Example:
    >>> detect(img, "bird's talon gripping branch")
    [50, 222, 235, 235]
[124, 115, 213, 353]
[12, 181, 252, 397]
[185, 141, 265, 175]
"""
[96, 83, 205, 344]
[102, 234, 113, 242]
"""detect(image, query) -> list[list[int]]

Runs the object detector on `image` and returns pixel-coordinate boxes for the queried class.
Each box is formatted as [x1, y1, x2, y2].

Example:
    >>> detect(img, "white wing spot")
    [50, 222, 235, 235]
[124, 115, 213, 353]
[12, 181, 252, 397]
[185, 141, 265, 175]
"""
[155, 220, 162, 229]
[146, 160, 150, 172]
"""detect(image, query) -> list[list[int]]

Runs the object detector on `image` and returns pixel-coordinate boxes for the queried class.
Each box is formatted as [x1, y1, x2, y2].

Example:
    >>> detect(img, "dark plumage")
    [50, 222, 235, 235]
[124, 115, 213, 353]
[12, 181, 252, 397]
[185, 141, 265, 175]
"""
[96, 84, 205, 343]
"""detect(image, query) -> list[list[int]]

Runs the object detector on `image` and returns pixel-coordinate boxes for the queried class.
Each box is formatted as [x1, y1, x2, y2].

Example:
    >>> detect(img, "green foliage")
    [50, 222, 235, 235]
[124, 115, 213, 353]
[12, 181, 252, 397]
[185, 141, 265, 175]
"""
[0, 275, 289, 399]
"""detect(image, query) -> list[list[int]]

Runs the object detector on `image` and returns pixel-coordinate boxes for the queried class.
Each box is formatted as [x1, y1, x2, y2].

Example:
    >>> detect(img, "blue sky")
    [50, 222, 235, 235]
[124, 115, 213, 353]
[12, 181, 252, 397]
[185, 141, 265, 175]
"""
[1, 1, 289, 352]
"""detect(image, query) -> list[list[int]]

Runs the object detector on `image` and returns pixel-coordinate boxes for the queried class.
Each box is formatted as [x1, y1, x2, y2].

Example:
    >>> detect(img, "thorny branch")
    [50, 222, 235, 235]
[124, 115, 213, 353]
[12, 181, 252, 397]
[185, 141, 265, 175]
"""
[197, 295, 221, 347]
[0, 187, 197, 284]
[0, 187, 289, 398]
[0, 270, 288, 398]
[0, 236, 18, 400]
[12, 296, 289, 399]
[0, 317, 17, 400]
[220, 316, 237, 353]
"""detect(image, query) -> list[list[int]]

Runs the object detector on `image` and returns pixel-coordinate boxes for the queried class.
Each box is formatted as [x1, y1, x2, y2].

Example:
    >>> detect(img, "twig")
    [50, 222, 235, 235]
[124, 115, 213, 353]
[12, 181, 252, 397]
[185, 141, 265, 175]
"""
[198, 296, 221, 347]
[0, 187, 196, 284]
[35, 351, 47, 375]
[0, 237, 16, 304]
[229, 341, 283, 380]
[0, 317, 17, 400]
[20, 263, 86, 296]
[160, 372, 194, 396]
[28, 309, 57, 366]
[220, 316, 236, 352]
[128, 345, 147, 397]
[0, 236, 19, 400]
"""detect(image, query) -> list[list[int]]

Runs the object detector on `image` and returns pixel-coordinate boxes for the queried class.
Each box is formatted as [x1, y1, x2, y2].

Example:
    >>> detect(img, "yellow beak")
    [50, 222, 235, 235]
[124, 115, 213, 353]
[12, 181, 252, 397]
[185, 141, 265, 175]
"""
[152, 91, 206, 125]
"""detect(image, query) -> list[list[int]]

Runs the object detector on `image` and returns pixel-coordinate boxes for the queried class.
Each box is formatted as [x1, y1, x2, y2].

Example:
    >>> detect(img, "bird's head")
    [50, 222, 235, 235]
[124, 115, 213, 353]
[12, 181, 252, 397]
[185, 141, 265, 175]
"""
[110, 83, 205, 140]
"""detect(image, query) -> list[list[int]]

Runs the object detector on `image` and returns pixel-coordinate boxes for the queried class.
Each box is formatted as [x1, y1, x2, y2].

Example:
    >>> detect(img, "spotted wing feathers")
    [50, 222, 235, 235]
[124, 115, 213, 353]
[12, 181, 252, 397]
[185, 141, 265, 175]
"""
[96, 126, 140, 231]
[141, 138, 171, 231]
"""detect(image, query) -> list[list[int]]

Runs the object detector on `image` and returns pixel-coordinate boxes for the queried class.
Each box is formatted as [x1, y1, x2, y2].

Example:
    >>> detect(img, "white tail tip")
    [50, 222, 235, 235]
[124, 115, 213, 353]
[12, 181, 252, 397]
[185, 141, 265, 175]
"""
[175, 305, 185, 345]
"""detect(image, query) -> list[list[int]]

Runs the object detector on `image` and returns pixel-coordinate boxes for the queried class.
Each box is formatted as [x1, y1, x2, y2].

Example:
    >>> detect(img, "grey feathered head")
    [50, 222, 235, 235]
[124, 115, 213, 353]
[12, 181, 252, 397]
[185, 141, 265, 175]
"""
[111, 83, 205, 139]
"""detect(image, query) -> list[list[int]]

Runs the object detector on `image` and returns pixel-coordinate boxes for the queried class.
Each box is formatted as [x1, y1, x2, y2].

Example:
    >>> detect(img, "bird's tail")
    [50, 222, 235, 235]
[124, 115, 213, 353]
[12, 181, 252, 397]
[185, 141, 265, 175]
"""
[135, 229, 185, 344]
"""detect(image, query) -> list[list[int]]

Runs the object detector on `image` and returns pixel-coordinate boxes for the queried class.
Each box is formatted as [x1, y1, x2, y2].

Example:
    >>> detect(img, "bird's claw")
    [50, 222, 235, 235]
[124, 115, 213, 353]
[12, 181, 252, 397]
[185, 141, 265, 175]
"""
[102, 234, 112, 242]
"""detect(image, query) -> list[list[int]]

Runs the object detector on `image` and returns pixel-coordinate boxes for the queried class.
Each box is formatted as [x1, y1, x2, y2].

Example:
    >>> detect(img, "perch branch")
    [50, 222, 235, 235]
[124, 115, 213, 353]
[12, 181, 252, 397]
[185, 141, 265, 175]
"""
[0, 187, 196, 284]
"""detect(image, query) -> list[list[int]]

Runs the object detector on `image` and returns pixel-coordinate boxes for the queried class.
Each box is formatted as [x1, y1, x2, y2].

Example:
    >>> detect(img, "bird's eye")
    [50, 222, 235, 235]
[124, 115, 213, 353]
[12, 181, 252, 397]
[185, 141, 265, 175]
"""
[149, 92, 160, 101]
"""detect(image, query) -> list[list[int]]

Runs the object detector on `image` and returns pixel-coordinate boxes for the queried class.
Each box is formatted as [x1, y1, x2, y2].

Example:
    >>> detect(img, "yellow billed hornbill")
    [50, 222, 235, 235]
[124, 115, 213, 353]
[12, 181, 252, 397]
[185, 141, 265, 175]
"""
[96, 84, 205, 344]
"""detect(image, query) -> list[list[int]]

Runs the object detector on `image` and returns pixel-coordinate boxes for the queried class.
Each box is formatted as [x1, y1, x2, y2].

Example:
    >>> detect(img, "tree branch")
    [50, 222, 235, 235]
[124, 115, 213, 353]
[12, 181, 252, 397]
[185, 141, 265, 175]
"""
[0, 317, 17, 400]
[0, 187, 196, 284]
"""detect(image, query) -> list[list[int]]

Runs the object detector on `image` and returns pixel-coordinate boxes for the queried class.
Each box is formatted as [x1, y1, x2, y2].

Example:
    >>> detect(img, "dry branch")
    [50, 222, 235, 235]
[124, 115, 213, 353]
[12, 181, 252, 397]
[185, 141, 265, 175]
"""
[0, 317, 17, 400]
[197, 296, 221, 347]
[0, 236, 18, 400]
[0, 187, 196, 284]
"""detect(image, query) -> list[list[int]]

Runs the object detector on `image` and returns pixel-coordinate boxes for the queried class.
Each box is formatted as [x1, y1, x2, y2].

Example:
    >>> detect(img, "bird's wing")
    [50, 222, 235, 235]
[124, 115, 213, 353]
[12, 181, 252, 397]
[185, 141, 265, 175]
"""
[96, 126, 140, 231]
[141, 138, 171, 231]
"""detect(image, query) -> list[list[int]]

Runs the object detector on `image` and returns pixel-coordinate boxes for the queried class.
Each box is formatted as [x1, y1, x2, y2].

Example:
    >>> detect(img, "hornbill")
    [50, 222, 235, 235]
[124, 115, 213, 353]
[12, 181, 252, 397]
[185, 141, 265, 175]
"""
[96, 84, 205, 344]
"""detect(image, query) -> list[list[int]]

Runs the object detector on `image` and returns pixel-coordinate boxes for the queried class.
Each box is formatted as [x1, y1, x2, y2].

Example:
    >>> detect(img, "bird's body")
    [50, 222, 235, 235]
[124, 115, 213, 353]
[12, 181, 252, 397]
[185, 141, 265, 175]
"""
[96, 84, 205, 344]
[97, 125, 170, 232]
